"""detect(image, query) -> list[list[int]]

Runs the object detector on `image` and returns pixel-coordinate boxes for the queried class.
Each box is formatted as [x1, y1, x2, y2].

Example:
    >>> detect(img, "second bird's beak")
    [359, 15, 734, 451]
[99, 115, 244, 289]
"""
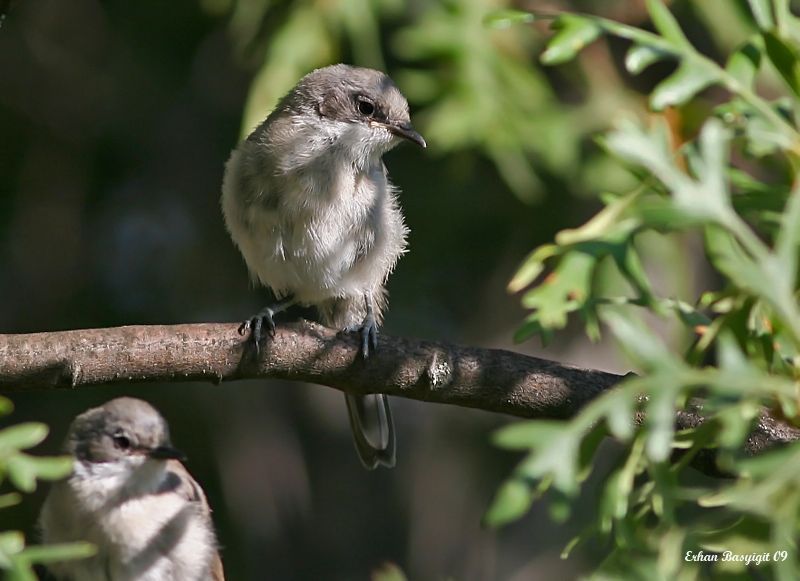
[385, 121, 427, 148]
[148, 445, 187, 461]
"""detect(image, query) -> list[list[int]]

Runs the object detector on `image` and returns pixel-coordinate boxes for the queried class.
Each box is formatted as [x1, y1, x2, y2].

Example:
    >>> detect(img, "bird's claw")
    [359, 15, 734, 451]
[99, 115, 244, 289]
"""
[239, 308, 277, 352]
[344, 314, 378, 359]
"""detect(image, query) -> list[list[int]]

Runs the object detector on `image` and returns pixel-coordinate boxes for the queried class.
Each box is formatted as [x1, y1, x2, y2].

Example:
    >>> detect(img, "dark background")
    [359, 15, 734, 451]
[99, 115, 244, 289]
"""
[0, 0, 745, 578]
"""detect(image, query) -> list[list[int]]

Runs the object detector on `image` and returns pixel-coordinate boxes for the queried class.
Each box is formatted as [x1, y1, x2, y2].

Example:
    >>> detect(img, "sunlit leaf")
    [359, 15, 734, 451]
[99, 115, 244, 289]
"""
[645, 386, 677, 462]
[508, 244, 560, 293]
[0, 493, 21, 510]
[0, 424, 48, 453]
[747, 0, 774, 29]
[483, 478, 534, 527]
[18, 542, 96, 564]
[482, 9, 535, 29]
[6, 456, 37, 493]
[651, 62, 715, 111]
[0, 397, 12, 417]
[726, 38, 763, 88]
[520, 251, 596, 330]
[602, 310, 682, 372]
[645, 0, 691, 48]
[625, 44, 670, 75]
[774, 180, 800, 285]
[763, 31, 800, 97]
[541, 15, 603, 65]
[493, 421, 567, 450]
[0, 531, 24, 558]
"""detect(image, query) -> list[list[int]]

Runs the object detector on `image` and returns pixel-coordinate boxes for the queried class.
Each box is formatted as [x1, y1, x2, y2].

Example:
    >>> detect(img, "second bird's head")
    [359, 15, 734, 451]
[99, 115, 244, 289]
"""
[66, 397, 185, 483]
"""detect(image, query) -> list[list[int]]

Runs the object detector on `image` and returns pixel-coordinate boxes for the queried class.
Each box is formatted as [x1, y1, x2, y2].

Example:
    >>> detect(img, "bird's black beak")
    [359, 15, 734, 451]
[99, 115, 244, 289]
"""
[148, 445, 186, 461]
[388, 121, 427, 148]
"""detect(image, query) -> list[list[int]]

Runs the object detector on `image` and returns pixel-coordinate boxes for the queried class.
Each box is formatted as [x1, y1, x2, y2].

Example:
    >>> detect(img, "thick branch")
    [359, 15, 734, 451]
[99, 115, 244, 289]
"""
[0, 321, 797, 467]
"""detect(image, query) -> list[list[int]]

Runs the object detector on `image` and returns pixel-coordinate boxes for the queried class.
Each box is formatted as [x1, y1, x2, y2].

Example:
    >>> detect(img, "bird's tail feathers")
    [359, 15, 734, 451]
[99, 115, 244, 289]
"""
[345, 393, 395, 470]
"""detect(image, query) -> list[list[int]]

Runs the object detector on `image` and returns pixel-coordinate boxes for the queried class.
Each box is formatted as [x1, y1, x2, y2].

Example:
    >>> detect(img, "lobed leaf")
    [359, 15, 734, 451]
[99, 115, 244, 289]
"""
[645, 0, 691, 48]
[482, 9, 535, 29]
[541, 15, 602, 65]
[763, 31, 800, 98]
[650, 62, 715, 111]
[0, 424, 49, 454]
[625, 44, 670, 75]
[725, 38, 763, 88]
[483, 477, 534, 527]
[747, 0, 774, 29]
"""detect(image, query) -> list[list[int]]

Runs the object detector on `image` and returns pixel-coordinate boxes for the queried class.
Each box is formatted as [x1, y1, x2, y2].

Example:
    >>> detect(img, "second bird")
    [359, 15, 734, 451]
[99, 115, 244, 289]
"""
[221, 64, 426, 469]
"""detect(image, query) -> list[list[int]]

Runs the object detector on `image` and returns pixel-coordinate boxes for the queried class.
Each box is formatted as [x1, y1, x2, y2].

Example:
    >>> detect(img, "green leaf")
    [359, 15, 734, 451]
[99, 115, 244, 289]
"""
[508, 244, 559, 293]
[25, 455, 74, 480]
[645, 0, 690, 48]
[635, 196, 706, 229]
[747, 0, 775, 30]
[704, 226, 793, 319]
[725, 38, 763, 88]
[482, 9, 535, 29]
[541, 15, 602, 65]
[6, 454, 73, 492]
[18, 542, 96, 564]
[0, 532, 24, 558]
[513, 315, 554, 345]
[577, 422, 608, 481]
[774, 175, 800, 286]
[650, 62, 715, 111]
[555, 191, 640, 246]
[645, 386, 676, 462]
[697, 516, 772, 555]
[0, 397, 12, 416]
[625, 44, 670, 75]
[0, 493, 22, 510]
[0, 423, 49, 453]
[715, 404, 759, 449]
[493, 421, 567, 450]
[6, 456, 38, 493]
[6, 561, 37, 581]
[602, 310, 681, 372]
[601, 389, 636, 441]
[483, 477, 534, 527]
[519, 251, 596, 331]
[763, 31, 800, 97]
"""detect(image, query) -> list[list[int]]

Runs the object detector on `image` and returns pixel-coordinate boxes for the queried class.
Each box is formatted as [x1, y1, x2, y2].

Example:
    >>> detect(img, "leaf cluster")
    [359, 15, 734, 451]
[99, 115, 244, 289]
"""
[490, 1, 800, 578]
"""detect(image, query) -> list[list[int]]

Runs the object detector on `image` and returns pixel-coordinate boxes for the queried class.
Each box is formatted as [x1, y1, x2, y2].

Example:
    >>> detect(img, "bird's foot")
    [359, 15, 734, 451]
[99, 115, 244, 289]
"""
[343, 313, 378, 359]
[238, 306, 279, 352]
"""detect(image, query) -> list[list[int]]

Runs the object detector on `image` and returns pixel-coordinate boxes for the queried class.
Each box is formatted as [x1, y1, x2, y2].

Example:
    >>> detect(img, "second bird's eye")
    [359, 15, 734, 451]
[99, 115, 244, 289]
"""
[113, 435, 131, 450]
[357, 99, 375, 116]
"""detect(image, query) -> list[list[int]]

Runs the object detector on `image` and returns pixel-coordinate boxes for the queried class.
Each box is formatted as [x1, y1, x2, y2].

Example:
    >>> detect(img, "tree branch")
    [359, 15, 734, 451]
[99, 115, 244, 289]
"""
[1, 321, 797, 471]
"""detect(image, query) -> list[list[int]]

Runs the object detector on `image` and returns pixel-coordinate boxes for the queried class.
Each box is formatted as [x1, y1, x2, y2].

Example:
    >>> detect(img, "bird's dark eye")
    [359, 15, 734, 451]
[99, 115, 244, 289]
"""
[113, 435, 131, 450]
[357, 98, 375, 117]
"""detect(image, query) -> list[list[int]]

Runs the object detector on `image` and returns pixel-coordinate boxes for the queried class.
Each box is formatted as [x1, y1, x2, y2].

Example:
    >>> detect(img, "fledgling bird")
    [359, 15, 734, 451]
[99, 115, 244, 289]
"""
[39, 397, 224, 581]
[221, 64, 426, 469]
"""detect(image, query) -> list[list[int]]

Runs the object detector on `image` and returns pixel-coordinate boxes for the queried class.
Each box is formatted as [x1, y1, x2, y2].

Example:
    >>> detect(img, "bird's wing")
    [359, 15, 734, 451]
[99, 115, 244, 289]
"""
[165, 460, 226, 580]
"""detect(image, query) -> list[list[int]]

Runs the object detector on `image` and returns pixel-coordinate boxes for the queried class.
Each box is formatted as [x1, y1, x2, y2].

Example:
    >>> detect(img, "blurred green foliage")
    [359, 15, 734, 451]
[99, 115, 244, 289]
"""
[488, 0, 800, 578]
[211, 0, 634, 203]
[0, 396, 94, 580]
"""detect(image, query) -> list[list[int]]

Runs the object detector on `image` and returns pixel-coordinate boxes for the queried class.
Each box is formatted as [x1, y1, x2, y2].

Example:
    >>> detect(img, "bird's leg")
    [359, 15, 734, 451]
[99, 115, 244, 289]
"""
[344, 292, 378, 359]
[238, 294, 295, 351]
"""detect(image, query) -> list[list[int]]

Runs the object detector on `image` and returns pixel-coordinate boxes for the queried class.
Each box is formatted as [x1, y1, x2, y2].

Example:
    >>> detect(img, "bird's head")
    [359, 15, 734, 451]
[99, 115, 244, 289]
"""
[271, 64, 425, 168]
[67, 397, 185, 477]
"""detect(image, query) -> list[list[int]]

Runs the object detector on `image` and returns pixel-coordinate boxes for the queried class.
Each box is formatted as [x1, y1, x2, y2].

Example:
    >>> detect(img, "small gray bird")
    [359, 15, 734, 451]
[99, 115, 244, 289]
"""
[221, 64, 425, 469]
[39, 397, 224, 581]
